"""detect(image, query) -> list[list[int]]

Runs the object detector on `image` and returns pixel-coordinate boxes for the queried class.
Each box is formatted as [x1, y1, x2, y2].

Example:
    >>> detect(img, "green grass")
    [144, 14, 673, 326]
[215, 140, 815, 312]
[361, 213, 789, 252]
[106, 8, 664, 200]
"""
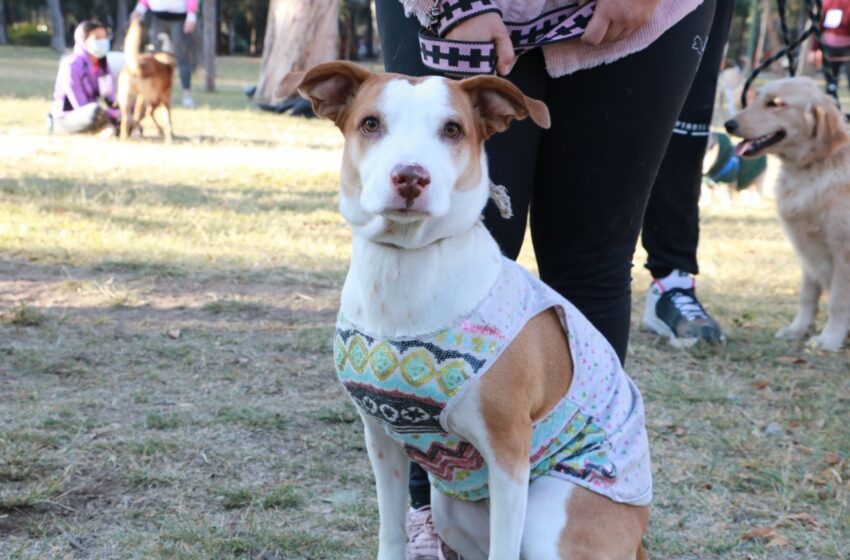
[1, 44, 848, 559]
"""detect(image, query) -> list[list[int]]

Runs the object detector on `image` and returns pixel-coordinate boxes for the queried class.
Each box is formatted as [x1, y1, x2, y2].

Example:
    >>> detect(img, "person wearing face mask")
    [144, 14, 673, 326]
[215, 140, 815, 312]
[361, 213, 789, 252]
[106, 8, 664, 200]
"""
[49, 20, 119, 135]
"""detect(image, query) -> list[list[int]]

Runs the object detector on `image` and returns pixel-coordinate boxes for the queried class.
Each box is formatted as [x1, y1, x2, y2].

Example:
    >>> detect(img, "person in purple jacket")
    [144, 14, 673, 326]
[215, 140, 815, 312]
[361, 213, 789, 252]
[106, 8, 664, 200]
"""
[49, 20, 119, 135]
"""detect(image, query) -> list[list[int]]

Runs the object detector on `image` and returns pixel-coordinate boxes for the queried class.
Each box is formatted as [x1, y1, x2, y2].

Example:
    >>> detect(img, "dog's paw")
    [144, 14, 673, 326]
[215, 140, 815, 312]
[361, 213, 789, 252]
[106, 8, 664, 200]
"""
[775, 324, 808, 340]
[806, 333, 846, 352]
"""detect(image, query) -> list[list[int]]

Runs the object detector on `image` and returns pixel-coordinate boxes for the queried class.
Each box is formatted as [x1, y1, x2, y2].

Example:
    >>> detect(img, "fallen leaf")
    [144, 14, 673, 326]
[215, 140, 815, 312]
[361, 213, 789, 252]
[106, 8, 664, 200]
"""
[777, 355, 807, 365]
[741, 527, 773, 540]
[166, 328, 181, 339]
[783, 512, 818, 527]
[752, 379, 770, 389]
[825, 452, 840, 466]
[741, 527, 789, 547]
[766, 532, 790, 547]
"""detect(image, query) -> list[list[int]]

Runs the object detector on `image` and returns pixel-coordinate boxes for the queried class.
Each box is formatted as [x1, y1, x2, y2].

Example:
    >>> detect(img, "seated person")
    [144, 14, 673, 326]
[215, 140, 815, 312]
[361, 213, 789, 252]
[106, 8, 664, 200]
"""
[49, 20, 119, 135]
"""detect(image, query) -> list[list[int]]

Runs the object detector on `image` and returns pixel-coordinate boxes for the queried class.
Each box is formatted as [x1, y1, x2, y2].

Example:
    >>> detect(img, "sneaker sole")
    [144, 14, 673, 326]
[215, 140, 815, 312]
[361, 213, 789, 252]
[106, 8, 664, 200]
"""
[642, 315, 699, 349]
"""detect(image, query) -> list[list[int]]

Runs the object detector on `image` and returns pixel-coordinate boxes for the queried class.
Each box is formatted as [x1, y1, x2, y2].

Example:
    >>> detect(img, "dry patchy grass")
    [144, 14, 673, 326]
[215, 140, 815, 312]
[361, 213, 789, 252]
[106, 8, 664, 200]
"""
[0, 45, 848, 559]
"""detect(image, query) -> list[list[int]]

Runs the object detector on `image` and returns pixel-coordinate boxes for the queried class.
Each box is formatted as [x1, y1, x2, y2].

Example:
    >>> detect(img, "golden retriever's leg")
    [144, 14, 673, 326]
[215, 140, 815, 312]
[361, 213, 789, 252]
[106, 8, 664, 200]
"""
[811, 261, 850, 351]
[120, 96, 133, 141]
[776, 273, 820, 341]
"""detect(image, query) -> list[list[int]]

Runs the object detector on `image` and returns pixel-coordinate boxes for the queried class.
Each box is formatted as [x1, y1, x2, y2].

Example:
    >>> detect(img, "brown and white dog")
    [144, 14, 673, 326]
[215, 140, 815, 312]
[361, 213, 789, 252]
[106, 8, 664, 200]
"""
[117, 18, 175, 142]
[284, 62, 650, 560]
[727, 77, 850, 351]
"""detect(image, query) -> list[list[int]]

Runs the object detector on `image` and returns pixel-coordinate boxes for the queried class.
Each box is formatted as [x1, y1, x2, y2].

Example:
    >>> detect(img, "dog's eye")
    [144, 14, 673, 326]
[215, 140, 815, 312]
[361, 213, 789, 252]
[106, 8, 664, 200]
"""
[766, 97, 785, 108]
[361, 117, 381, 133]
[443, 122, 462, 139]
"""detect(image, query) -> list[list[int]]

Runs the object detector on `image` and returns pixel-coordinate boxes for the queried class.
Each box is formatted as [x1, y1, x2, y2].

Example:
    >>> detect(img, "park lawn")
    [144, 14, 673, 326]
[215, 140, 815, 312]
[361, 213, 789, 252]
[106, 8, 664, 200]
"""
[0, 45, 848, 559]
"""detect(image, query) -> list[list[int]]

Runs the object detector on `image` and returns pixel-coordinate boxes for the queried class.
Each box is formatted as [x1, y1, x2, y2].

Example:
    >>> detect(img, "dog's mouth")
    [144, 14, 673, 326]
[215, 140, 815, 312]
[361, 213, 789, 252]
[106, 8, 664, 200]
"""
[735, 130, 786, 157]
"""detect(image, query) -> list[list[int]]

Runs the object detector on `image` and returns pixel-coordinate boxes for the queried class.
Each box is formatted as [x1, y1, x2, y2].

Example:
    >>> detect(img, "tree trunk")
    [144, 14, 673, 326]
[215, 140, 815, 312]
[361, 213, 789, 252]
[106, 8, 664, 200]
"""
[114, 0, 128, 47]
[0, 0, 8, 45]
[254, 0, 339, 105]
[203, 0, 216, 91]
[365, 0, 375, 59]
[47, 0, 65, 52]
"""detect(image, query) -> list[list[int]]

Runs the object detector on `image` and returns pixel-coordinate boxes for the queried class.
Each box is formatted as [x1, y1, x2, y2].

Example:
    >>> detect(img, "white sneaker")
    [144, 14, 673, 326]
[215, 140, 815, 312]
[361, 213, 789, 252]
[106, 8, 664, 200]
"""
[182, 92, 194, 108]
[643, 270, 725, 347]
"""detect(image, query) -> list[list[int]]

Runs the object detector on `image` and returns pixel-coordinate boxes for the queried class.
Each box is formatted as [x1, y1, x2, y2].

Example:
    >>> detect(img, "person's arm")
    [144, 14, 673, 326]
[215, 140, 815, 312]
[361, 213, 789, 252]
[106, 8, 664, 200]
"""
[582, 0, 662, 45]
[184, 0, 198, 33]
[65, 58, 91, 110]
[132, 0, 150, 17]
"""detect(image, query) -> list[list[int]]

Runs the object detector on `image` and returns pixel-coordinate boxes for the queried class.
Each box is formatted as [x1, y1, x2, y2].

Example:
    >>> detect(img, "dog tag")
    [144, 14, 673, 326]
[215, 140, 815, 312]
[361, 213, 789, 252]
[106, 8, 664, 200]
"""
[824, 9, 844, 29]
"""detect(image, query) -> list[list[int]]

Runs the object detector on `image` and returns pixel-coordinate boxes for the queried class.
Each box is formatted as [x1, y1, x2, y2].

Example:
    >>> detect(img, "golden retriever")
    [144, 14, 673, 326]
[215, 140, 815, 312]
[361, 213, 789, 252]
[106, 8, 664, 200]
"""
[727, 77, 850, 351]
[117, 18, 175, 142]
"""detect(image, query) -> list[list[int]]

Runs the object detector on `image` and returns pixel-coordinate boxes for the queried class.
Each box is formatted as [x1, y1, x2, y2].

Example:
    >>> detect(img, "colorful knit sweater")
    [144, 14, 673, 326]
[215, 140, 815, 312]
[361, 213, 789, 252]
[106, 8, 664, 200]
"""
[335, 257, 652, 505]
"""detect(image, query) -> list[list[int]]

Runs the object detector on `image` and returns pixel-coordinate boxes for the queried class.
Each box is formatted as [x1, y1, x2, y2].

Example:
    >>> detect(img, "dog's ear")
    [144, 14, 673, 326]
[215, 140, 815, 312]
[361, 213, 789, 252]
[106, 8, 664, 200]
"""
[278, 61, 372, 125]
[810, 100, 849, 157]
[458, 75, 551, 138]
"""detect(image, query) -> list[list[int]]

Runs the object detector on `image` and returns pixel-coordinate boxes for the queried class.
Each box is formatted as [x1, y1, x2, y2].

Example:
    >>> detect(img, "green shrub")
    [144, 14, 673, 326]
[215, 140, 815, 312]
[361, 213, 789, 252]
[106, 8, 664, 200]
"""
[9, 23, 53, 48]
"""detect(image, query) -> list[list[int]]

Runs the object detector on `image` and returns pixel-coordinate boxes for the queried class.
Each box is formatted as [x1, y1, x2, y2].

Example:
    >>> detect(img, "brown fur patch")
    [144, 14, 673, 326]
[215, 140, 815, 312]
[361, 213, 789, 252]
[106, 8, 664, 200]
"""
[478, 308, 573, 478]
[559, 485, 649, 560]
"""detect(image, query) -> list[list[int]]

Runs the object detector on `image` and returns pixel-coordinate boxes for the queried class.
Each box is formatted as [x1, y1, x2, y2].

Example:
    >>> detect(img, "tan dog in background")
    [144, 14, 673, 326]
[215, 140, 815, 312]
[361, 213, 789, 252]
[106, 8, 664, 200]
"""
[117, 18, 176, 142]
[727, 77, 850, 351]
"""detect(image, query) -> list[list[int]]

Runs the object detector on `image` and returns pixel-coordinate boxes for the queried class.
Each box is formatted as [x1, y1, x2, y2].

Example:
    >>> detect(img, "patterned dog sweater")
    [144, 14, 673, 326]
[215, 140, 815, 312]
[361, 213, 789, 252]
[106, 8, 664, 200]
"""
[334, 257, 652, 505]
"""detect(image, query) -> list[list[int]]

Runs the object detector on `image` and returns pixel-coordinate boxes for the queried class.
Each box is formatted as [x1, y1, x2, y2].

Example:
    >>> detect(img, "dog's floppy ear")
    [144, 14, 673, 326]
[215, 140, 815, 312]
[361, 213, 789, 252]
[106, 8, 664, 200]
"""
[458, 75, 551, 139]
[810, 99, 849, 158]
[278, 61, 372, 125]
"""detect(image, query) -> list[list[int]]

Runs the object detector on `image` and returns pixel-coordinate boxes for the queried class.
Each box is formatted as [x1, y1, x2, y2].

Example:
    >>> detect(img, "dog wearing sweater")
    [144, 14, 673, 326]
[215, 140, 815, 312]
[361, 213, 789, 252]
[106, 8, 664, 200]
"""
[284, 62, 652, 560]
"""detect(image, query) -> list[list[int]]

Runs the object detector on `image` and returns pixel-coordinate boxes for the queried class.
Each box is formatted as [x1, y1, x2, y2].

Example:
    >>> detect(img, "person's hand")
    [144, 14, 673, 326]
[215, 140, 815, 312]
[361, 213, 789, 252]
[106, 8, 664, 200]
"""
[184, 18, 196, 34]
[130, 11, 143, 22]
[582, 0, 661, 46]
[445, 12, 515, 75]
[807, 49, 823, 67]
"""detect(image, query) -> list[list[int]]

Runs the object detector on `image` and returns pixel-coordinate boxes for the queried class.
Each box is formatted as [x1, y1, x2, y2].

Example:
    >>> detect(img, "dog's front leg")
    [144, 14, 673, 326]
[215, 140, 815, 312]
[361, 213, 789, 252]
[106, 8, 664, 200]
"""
[360, 412, 410, 560]
[777, 272, 820, 340]
[448, 388, 531, 560]
[810, 260, 850, 351]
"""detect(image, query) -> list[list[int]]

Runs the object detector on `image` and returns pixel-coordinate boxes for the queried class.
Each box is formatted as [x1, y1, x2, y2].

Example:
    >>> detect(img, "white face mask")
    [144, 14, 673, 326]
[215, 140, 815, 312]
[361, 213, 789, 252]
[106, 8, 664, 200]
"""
[86, 37, 110, 58]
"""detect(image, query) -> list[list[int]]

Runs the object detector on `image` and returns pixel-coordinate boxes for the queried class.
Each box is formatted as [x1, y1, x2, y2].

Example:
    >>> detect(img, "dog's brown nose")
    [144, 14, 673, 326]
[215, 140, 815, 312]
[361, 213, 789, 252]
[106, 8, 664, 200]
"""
[391, 164, 430, 206]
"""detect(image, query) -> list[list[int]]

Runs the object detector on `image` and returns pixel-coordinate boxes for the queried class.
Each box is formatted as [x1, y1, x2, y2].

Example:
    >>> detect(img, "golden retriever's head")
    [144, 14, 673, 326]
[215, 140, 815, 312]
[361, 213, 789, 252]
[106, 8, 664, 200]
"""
[725, 77, 848, 165]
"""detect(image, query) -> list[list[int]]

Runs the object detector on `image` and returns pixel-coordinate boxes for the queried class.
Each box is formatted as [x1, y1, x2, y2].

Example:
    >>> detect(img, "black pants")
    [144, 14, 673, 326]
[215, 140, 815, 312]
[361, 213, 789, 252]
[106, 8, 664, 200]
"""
[641, 0, 736, 279]
[376, 0, 715, 510]
[823, 45, 850, 97]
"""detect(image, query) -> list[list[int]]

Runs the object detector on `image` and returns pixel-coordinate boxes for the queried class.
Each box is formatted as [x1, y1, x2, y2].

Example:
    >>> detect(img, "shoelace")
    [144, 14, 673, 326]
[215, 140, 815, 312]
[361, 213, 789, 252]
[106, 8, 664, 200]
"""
[667, 289, 710, 321]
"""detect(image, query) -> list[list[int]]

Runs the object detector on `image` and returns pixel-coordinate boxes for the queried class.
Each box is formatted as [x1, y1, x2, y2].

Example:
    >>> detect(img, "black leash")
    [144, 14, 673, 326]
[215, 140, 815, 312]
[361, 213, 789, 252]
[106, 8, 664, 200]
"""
[741, 0, 842, 109]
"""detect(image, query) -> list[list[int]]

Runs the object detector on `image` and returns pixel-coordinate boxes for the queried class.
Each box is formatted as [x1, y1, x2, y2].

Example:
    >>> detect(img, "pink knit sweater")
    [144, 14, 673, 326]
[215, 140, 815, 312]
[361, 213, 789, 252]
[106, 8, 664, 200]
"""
[401, 0, 703, 77]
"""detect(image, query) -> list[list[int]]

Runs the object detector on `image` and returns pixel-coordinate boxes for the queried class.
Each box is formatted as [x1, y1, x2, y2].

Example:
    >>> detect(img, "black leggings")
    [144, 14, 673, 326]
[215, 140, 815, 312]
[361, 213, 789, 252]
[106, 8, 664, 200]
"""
[376, 0, 715, 510]
[641, 0, 735, 279]
[823, 45, 850, 97]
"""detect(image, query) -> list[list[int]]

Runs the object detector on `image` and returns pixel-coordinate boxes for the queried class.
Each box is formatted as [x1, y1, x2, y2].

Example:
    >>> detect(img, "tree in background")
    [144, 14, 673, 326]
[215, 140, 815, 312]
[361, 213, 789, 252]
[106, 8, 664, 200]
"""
[253, 0, 338, 105]
[46, 0, 64, 50]
[0, 1, 8, 44]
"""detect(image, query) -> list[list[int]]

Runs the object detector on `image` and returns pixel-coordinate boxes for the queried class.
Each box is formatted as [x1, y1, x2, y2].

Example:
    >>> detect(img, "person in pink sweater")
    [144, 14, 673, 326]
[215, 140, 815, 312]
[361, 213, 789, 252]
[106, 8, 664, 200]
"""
[132, 0, 199, 107]
[376, 0, 715, 558]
